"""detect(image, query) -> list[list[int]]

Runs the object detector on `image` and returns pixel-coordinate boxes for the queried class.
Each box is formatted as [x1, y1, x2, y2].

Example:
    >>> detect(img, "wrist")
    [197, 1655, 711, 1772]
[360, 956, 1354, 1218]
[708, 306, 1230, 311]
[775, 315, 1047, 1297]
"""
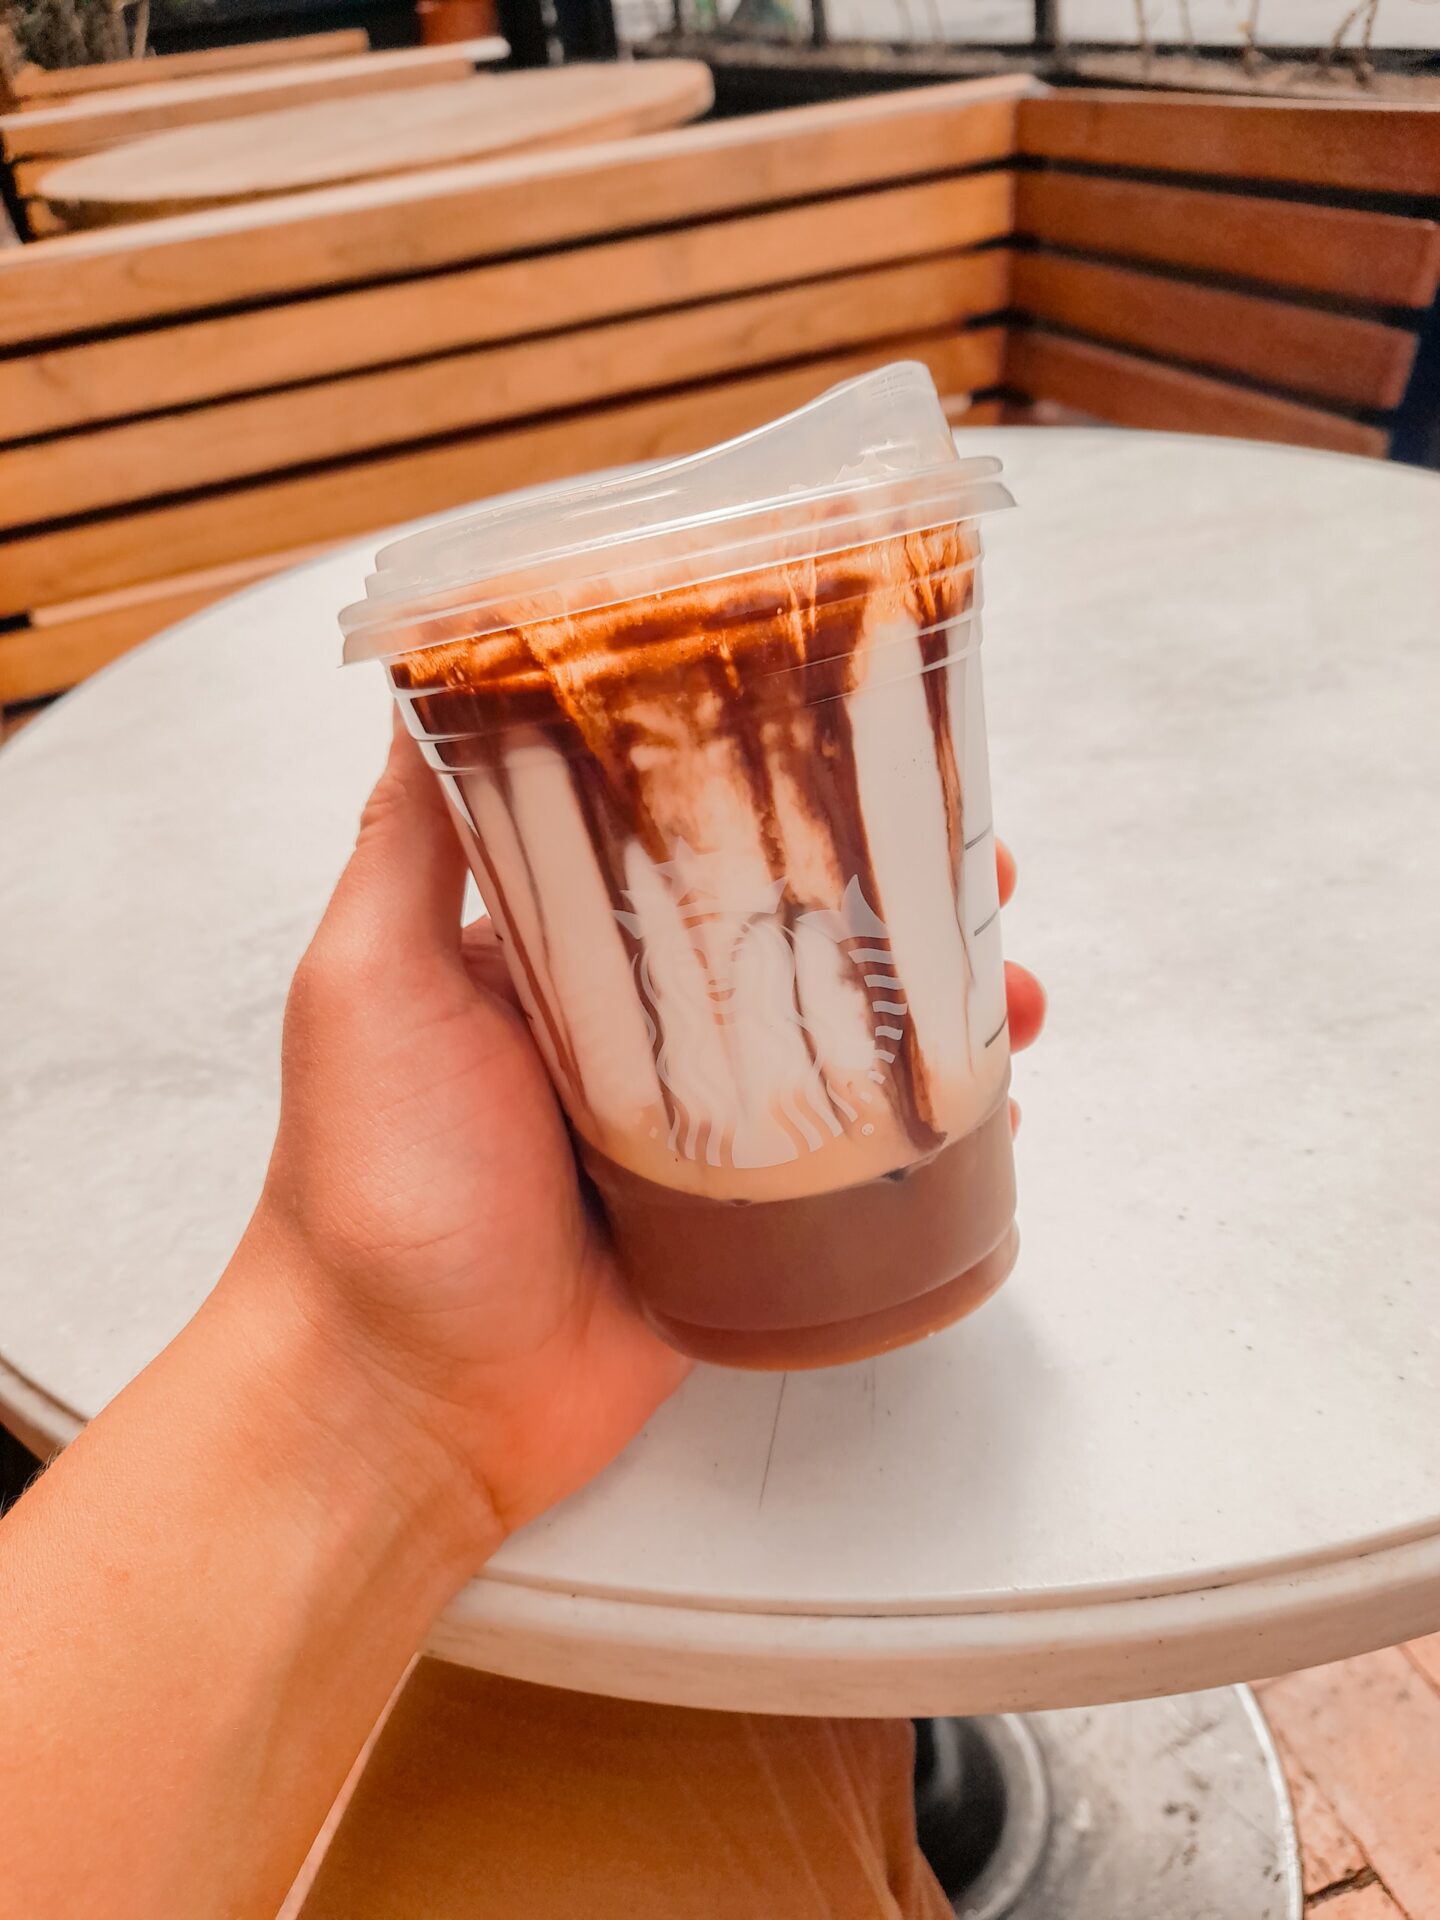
[210, 1215, 504, 1594]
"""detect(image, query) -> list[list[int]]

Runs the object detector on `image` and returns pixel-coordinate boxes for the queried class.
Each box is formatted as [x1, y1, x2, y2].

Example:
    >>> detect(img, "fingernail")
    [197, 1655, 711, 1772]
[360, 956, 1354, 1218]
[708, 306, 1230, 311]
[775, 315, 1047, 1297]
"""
[1009, 1098, 1022, 1137]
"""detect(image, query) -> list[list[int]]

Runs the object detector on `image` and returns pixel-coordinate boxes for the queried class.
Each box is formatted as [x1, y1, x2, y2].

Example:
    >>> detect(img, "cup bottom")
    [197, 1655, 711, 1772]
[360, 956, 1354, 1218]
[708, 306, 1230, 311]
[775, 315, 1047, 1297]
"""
[584, 1093, 1017, 1372]
[643, 1222, 1018, 1371]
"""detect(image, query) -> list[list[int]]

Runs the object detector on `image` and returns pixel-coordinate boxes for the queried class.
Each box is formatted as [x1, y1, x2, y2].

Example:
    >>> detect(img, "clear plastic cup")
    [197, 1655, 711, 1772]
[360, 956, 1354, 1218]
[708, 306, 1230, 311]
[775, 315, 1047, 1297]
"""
[340, 362, 1017, 1370]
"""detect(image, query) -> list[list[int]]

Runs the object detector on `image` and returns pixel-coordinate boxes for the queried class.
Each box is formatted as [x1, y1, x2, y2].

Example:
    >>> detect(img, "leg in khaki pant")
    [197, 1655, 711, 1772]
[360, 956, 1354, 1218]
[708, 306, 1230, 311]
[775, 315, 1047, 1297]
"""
[301, 1659, 952, 1919]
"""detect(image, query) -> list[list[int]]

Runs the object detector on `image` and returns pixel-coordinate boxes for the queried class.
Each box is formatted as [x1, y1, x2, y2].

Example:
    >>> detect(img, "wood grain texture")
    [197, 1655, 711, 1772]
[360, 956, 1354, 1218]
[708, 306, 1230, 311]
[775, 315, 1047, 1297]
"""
[0, 78, 1025, 346]
[0, 40, 501, 160]
[1006, 328, 1388, 456]
[0, 256, 1007, 526]
[0, 172, 1013, 439]
[38, 63, 713, 223]
[1020, 93, 1440, 197]
[0, 329, 1001, 616]
[1017, 170, 1440, 310]
[1012, 252, 1418, 409]
[7, 32, 371, 103]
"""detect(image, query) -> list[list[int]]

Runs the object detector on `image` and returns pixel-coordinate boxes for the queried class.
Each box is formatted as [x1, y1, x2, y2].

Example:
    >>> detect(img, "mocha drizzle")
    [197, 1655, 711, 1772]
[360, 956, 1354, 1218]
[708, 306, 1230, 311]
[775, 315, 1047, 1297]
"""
[390, 525, 978, 1162]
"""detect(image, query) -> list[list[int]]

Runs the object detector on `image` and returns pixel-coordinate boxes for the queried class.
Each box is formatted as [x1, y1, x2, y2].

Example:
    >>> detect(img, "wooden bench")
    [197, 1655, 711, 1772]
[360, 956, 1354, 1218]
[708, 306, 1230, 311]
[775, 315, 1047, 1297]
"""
[1, 79, 1437, 720]
[0, 77, 1021, 710]
[1010, 91, 1440, 459]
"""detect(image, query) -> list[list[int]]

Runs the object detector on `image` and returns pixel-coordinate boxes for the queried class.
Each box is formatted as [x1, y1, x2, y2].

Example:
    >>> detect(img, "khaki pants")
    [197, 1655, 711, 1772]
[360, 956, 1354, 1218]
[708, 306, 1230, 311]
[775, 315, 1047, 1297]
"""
[302, 1660, 951, 1919]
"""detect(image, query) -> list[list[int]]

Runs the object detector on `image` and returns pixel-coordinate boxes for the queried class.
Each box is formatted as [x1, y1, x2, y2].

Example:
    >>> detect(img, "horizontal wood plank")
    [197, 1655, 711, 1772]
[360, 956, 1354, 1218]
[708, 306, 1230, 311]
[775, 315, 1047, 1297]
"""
[0, 255, 1008, 526]
[1020, 92, 1440, 197]
[1017, 170, 1440, 309]
[0, 330, 1001, 615]
[0, 545, 333, 702]
[1, 404, 1003, 701]
[0, 172, 1012, 440]
[1012, 252, 1417, 409]
[0, 78, 1025, 347]
[0, 398, 1001, 702]
[9, 33, 372, 103]
[1006, 328, 1388, 457]
[0, 41, 499, 160]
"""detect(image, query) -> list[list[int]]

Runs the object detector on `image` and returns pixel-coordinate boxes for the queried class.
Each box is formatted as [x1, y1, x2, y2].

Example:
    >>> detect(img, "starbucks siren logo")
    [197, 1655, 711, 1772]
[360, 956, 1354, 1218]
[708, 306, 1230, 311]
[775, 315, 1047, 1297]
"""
[614, 844, 906, 1168]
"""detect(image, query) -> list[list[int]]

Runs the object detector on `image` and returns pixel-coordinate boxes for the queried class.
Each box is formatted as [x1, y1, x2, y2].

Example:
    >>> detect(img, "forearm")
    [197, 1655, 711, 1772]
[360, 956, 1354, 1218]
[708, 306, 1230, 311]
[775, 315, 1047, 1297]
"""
[0, 1227, 498, 1920]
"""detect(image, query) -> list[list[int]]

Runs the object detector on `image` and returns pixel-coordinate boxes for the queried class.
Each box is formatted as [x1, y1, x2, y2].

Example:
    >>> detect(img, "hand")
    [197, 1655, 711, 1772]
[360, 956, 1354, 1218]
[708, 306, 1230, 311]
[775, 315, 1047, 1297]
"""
[240, 721, 1045, 1555]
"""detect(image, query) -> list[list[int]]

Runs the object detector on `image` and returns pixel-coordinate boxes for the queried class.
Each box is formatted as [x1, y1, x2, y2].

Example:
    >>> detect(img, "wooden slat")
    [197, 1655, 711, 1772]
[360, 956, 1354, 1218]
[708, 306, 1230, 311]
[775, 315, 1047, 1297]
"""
[9, 32, 372, 103]
[0, 545, 332, 702]
[1017, 170, 1440, 310]
[0, 329, 1004, 616]
[1019, 93, 1440, 198]
[1006, 328, 1388, 458]
[0, 172, 1012, 440]
[1011, 252, 1417, 410]
[0, 253, 1009, 526]
[0, 41, 500, 160]
[0, 77, 1026, 347]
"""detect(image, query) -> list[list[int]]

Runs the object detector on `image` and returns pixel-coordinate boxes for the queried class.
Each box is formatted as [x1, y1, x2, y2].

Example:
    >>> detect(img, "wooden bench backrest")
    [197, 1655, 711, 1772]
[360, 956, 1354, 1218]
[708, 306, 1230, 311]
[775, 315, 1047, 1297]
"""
[7, 80, 1435, 714]
[0, 78, 1021, 704]
[1010, 92, 1440, 458]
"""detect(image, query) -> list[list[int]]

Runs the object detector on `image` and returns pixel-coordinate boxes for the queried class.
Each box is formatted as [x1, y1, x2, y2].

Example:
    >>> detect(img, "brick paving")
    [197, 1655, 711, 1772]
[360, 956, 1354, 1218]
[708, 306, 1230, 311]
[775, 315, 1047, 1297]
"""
[1259, 1644, 1440, 1917]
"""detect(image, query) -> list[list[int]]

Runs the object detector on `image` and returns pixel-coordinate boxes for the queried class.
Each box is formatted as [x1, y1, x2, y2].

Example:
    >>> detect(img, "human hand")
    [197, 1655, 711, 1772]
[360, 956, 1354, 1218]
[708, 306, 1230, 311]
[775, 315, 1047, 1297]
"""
[240, 722, 1045, 1559]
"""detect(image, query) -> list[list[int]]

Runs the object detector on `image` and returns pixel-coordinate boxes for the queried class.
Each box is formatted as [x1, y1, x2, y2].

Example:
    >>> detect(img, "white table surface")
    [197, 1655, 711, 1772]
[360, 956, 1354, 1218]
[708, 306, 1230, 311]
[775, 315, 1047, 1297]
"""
[3, 429, 1439, 1716]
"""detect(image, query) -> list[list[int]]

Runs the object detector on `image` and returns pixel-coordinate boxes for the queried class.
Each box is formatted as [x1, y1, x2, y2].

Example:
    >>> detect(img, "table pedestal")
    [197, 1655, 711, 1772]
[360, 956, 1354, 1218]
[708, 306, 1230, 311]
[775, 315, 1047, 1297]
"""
[923, 1690, 1300, 1919]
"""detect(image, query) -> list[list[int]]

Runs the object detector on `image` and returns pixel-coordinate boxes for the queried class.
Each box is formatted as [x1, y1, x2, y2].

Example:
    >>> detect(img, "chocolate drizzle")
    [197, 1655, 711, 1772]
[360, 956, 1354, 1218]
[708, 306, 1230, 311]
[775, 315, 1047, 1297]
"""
[911, 532, 976, 1064]
[441, 763, 590, 1118]
[390, 523, 980, 1165]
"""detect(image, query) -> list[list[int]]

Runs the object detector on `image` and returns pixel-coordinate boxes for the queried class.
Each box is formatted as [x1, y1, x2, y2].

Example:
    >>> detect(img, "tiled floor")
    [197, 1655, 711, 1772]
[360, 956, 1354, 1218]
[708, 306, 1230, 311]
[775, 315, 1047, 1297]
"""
[1258, 1639, 1440, 1918]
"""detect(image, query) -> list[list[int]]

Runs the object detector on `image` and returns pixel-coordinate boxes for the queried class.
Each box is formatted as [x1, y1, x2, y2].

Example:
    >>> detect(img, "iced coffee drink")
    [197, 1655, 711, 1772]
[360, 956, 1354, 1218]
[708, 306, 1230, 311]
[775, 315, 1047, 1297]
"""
[341, 363, 1017, 1369]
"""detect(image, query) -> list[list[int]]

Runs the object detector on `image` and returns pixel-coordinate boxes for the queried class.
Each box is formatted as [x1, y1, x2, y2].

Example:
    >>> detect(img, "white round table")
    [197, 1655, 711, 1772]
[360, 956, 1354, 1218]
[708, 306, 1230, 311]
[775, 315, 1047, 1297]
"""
[4, 430, 1439, 1731]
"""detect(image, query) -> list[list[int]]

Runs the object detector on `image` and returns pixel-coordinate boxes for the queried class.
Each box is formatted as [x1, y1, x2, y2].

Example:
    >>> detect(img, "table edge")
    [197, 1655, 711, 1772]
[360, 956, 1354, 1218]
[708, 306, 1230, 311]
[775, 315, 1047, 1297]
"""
[426, 1528, 1440, 1715]
[7, 1353, 1439, 1711]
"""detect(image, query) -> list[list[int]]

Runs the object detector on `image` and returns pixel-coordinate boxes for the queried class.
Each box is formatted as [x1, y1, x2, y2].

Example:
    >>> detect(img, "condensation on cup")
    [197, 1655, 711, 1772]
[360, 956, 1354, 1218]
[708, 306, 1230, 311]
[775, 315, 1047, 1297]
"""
[340, 363, 1018, 1370]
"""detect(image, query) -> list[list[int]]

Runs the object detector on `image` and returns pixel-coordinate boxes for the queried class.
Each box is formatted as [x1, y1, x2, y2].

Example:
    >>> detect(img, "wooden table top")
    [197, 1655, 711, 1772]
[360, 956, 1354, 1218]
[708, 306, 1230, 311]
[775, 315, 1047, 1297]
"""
[36, 60, 714, 224]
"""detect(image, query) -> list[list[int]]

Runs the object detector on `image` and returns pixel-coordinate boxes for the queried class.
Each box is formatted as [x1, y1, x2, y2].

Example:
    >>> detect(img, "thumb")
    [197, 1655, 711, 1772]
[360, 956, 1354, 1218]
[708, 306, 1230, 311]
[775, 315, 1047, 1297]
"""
[319, 711, 469, 979]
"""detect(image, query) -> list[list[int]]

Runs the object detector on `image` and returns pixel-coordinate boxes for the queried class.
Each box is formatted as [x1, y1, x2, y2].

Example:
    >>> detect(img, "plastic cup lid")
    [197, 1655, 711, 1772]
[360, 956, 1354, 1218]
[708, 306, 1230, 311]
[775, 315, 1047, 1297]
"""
[338, 361, 1013, 664]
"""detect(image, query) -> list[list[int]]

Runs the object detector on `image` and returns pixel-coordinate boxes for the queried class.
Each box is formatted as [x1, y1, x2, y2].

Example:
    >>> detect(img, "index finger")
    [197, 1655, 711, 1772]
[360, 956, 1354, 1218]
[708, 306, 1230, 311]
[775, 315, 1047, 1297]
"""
[996, 839, 1016, 907]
